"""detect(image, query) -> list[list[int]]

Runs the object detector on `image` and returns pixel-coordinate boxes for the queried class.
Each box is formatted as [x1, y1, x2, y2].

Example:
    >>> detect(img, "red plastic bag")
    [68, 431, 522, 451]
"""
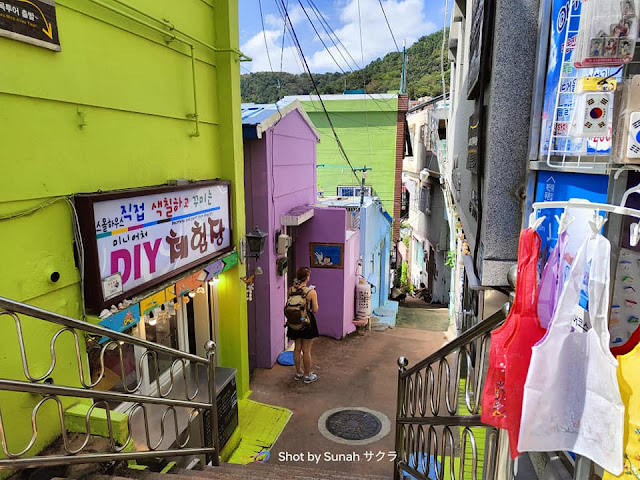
[481, 229, 541, 436]
[503, 231, 545, 458]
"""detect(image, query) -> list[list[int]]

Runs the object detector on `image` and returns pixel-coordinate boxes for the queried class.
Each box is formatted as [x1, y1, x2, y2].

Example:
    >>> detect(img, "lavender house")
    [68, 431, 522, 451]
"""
[242, 100, 360, 370]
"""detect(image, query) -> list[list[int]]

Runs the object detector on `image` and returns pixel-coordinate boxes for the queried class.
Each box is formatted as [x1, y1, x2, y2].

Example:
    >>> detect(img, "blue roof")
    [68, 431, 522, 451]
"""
[241, 103, 279, 127]
[241, 98, 316, 140]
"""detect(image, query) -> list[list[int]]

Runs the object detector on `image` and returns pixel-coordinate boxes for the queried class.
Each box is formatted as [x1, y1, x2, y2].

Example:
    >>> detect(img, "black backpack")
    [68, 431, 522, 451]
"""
[284, 287, 310, 330]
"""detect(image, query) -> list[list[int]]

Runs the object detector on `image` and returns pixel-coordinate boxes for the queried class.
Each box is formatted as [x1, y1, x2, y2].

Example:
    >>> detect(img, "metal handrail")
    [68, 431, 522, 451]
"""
[0, 296, 220, 469]
[0, 297, 208, 364]
[401, 303, 509, 379]
[394, 304, 510, 480]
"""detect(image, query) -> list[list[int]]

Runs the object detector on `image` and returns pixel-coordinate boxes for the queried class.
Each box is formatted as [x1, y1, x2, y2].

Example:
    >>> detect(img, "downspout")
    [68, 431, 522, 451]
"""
[188, 44, 200, 138]
[82, 0, 252, 137]
[106, 0, 251, 59]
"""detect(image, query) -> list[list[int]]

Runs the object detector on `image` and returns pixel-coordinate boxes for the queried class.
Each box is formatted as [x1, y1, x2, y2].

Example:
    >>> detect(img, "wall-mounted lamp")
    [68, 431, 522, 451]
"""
[148, 311, 157, 326]
[245, 225, 268, 260]
[188, 291, 196, 298]
[196, 286, 205, 294]
[208, 275, 220, 286]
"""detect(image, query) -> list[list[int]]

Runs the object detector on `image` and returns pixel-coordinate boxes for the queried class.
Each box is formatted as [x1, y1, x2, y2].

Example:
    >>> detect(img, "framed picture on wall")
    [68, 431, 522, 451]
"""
[310, 243, 344, 269]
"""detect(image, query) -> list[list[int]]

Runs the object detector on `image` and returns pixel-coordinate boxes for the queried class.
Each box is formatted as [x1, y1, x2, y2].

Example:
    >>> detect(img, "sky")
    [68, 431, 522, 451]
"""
[238, 0, 446, 74]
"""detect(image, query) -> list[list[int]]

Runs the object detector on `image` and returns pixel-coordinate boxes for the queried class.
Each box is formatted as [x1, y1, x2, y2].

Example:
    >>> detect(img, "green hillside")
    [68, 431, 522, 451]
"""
[241, 29, 449, 103]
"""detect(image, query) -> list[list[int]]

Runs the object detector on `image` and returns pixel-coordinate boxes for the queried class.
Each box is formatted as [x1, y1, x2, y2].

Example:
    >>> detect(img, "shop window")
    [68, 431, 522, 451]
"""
[145, 306, 180, 386]
[89, 337, 139, 409]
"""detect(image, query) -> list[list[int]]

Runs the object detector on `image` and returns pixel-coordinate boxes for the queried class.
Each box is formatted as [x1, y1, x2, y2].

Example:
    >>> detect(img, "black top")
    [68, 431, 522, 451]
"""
[287, 310, 319, 340]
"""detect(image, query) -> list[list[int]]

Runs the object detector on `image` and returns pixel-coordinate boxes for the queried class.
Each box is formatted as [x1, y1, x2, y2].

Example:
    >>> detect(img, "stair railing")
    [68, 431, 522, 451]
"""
[394, 303, 510, 480]
[0, 296, 219, 469]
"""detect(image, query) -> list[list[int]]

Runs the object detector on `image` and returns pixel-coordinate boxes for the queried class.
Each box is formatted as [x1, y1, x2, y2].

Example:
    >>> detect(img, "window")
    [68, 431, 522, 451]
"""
[337, 186, 372, 197]
[418, 184, 432, 214]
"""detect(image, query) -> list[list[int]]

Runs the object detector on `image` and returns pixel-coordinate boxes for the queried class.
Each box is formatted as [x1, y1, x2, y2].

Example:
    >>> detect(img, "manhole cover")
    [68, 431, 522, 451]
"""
[318, 407, 391, 445]
[325, 409, 382, 440]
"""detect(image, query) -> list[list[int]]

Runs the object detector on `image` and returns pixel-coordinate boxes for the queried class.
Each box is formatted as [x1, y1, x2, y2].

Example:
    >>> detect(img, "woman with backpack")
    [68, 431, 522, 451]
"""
[286, 267, 319, 384]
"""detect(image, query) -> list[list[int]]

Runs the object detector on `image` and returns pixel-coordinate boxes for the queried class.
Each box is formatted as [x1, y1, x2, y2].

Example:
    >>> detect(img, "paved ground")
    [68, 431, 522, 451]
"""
[247, 305, 451, 477]
[395, 298, 450, 331]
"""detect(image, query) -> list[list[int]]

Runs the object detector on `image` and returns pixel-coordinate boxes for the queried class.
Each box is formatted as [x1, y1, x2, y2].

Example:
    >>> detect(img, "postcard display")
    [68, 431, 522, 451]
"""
[574, 0, 639, 68]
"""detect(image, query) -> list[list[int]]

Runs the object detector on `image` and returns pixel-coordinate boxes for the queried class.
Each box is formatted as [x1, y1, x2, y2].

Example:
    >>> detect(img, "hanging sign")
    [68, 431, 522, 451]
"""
[0, 0, 61, 51]
[467, 0, 487, 99]
[76, 181, 233, 310]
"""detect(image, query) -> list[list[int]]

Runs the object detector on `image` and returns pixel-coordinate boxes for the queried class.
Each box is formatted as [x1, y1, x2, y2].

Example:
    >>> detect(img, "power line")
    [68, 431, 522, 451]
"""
[306, 0, 361, 70]
[299, 0, 399, 124]
[258, 0, 275, 72]
[273, 0, 308, 74]
[305, 0, 359, 72]
[276, 0, 361, 184]
[377, 0, 400, 53]
[296, 0, 348, 75]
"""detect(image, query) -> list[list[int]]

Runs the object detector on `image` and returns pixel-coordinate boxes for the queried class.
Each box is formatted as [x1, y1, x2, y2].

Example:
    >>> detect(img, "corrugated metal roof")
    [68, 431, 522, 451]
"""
[240, 103, 278, 127]
[240, 99, 319, 140]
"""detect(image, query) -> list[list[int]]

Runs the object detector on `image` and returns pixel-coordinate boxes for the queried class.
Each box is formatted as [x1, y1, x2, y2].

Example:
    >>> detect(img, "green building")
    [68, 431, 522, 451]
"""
[0, 0, 249, 465]
[282, 94, 406, 230]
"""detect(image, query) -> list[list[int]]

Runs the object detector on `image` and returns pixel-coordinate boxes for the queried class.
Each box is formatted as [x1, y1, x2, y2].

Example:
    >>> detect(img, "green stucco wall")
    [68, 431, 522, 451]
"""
[298, 96, 399, 214]
[0, 0, 248, 463]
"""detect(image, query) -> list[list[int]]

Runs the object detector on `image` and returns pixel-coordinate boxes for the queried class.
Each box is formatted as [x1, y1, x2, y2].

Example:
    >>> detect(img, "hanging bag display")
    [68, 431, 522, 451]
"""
[503, 230, 545, 459]
[518, 232, 624, 475]
[538, 231, 570, 329]
[481, 229, 539, 428]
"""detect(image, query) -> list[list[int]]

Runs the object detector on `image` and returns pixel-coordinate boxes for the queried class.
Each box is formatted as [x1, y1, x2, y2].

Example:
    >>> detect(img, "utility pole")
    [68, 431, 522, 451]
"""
[353, 166, 373, 206]
[400, 39, 407, 95]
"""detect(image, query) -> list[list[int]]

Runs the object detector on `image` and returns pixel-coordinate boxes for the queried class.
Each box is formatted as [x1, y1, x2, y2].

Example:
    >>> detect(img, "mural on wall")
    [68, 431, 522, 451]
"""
[310, 243, 344, 269]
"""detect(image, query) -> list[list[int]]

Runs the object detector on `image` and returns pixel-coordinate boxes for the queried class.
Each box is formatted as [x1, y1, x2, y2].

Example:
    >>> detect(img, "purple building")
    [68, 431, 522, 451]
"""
[242, 100, 359, 370]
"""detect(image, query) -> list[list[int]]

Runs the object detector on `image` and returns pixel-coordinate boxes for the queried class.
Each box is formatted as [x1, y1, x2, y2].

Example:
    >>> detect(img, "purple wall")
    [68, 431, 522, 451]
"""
[244, 109, 318, 368]
[295, 207, 358, 339]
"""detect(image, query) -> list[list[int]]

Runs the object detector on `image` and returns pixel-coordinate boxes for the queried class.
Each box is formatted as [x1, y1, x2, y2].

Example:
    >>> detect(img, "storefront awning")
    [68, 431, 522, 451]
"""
[280, 206, 314, 226]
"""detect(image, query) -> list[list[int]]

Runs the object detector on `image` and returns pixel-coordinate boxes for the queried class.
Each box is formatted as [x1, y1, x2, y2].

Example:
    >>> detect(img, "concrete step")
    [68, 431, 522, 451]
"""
[201, 463, 393, 479]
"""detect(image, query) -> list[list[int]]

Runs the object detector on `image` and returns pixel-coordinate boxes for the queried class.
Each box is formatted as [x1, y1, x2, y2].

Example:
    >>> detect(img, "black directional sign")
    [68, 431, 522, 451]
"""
[0, 0, 60, 51]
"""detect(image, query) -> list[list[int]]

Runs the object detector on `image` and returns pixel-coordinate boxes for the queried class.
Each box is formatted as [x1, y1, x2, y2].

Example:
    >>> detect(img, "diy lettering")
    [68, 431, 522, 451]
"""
[110, 238, 162, 284]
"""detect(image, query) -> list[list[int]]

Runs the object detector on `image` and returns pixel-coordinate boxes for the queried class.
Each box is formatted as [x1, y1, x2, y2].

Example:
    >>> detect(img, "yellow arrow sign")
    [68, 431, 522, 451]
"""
[16, 0, 53, 39]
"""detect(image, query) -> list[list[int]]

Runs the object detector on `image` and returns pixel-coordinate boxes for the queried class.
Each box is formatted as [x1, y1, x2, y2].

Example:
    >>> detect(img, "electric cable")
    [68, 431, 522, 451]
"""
[0, 196, 87, 320]
[276, 0, 361, 184]
[273, 0, 311, 74]
[306, 0, 361, 70]
[258, 0, 275, 72]
[440, 0, 449, 98]
[377, 0, 400, 53]
[296, 0, 348, 75]
[305, 0, 359, 72]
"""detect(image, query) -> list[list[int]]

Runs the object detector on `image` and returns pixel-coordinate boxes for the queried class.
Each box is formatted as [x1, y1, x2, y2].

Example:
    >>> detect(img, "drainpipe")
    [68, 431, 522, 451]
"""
[187, 44, 200, 138]
[106, 0, 250, 59]
[82, 0, 252, 137]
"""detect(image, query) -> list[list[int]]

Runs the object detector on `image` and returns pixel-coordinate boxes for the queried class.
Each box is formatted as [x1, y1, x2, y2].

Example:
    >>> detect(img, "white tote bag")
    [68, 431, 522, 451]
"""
[518, 232, 624, 475]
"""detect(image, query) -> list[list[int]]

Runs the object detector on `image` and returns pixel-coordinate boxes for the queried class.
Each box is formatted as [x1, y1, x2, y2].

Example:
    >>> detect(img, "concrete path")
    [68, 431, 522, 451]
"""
[247, 309, 451, 477]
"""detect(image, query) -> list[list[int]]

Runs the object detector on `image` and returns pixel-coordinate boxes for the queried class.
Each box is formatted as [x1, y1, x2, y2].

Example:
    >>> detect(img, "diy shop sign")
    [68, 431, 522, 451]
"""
[75, 181, 233, 310]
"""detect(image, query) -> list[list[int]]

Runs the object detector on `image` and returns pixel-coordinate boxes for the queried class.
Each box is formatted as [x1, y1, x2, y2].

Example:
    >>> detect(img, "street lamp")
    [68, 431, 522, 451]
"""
[245, 225, 268, 260]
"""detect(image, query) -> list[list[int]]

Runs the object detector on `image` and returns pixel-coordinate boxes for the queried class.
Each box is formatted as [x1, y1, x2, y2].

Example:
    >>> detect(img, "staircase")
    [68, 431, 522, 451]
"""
[96, 463, 393, 480]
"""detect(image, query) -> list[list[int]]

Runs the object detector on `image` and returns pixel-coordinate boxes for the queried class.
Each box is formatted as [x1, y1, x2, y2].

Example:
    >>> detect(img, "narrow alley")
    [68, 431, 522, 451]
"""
[248, 304, 450, 477]
[1, 0, 640, 479]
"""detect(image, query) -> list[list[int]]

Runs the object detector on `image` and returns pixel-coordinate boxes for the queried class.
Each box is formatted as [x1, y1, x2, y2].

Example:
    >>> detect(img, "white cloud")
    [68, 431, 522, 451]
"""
[265, 5, 306, 29]
[242, 0, 437, 75]
[308, 0, 437, 72]
[240, 29, 305, 74]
